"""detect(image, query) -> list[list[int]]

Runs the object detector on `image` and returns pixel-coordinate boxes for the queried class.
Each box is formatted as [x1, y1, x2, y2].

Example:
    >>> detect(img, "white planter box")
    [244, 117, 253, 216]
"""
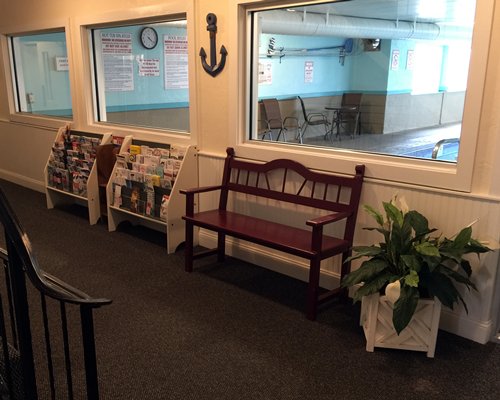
[360, 293, 442, 358]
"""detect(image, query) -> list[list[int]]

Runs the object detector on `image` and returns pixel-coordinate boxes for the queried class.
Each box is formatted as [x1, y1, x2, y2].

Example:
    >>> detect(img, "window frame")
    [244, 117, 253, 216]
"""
[0, 18, 75, 129]
[228, 0, 494, 192]
[71, 1, 197, 145]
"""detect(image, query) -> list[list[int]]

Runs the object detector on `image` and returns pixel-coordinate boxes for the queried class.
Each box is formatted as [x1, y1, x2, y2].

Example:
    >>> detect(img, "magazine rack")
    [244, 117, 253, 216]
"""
[44, 127, 112, 225]
[106, 136, 198, 254]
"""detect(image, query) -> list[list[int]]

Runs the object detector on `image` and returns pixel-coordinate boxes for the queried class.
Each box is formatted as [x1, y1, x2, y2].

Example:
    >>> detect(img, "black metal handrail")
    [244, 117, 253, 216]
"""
[0, 247, 109, 307]
[0, 186, 111, 399]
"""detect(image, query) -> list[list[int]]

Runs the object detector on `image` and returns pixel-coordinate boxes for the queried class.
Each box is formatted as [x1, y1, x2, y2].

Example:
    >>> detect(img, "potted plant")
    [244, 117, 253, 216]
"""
[342, 195, 490, 356]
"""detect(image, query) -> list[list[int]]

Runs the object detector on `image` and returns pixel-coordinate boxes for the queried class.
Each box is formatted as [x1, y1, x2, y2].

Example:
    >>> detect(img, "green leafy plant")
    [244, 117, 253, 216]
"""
[342, 195, 491, 334]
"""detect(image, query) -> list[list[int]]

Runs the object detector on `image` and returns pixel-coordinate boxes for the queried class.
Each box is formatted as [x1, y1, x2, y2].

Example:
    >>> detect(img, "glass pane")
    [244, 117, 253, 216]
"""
[251, 0, 477, 162]
[91, 19, 189, 132]
[10, 31, 72, 118]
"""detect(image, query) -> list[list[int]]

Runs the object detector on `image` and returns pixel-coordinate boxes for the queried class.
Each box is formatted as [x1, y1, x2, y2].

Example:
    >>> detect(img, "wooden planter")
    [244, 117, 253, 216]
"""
[360, 293, 442, 358]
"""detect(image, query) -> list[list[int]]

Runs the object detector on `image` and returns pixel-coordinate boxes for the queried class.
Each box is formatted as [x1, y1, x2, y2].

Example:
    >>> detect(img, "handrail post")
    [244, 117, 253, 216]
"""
[6, 236, 38, 399]
[80, 305, 100, 400]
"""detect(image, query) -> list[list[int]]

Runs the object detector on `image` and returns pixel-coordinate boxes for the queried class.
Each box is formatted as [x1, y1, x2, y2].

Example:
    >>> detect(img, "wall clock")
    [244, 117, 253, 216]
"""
[140, 27, 158, 50]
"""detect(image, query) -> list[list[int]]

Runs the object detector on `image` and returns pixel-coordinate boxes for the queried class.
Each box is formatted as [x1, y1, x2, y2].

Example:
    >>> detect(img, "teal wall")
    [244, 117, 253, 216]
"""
[96, 24, 189, 112]
[257, 34, 351, 99]
[386, 39, 415, 94]
[18, 32, 72, 116]
[349, 40, 390, 93]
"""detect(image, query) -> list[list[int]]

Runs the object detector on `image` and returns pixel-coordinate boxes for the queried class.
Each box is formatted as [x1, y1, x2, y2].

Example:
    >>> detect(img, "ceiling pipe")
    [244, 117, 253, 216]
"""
[259, 10, 472, 41]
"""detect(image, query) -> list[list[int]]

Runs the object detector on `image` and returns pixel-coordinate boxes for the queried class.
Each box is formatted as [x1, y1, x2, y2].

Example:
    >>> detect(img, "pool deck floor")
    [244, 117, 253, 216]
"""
[300, 123, 461, 159]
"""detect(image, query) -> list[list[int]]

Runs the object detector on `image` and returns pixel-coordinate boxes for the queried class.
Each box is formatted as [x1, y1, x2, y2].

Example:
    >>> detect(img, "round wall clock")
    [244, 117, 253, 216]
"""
[140, 27, 158, 50]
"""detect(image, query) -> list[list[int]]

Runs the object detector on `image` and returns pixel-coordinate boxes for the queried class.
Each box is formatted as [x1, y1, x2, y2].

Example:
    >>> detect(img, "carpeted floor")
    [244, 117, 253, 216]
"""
[0, 179, 499, 400]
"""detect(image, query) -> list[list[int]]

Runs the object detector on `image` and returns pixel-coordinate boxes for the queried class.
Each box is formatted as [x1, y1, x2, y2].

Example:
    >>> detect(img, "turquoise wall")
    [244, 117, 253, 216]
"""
[96, 24, 189, 112]
[257, 34, 351, 99]
[19, 32, 72, 116]
[349, 40, 390, 93]
[386, 39, 415, 94]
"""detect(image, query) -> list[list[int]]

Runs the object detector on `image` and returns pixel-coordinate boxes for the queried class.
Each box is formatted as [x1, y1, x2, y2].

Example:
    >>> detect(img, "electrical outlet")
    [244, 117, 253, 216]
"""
[27, 93, 35, 103]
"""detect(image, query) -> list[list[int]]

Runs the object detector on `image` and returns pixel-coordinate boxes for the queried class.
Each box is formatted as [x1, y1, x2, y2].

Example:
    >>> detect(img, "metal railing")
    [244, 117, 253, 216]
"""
[0, 187, 111, 399]
[431, 137, 460, 160]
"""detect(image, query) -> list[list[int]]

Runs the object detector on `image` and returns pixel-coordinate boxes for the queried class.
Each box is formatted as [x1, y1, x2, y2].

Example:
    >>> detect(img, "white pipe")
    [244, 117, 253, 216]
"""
[259, 10, 472, 41]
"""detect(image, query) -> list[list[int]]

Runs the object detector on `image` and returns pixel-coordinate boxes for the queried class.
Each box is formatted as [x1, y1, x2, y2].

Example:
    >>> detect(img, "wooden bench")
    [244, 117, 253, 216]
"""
[181, 148, 365, 320]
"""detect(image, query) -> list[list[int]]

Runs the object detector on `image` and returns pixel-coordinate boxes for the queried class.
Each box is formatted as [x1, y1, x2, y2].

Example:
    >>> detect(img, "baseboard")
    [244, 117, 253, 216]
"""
[439, 308, 494, 344]
[0, 169, 45, 193]
[198, 229, 341, 290]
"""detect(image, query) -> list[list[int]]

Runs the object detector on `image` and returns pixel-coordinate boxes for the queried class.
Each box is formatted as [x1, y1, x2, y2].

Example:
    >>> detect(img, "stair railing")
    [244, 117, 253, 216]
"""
[0, 186, 111, 400]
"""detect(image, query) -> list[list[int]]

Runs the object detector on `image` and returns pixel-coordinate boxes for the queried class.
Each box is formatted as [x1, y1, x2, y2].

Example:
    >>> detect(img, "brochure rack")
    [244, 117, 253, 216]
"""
[106, 136, 198, 253]
[44, 127, 112, 225]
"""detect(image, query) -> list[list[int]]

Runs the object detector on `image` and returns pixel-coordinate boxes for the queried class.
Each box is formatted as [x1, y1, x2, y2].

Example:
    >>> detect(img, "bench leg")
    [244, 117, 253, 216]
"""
[339, 253, 351, 301]
[306, 258, 321, 321]
[217, 232, 226, 262]
[185, 221, 194, 272]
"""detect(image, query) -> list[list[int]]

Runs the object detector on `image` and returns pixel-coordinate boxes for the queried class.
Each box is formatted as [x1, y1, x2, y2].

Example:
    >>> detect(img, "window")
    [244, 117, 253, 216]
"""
[248, 0, 477, 163]
[89, 18, 189, 132]
[229, 0, 492, 191]
[9, 31, 72, 119]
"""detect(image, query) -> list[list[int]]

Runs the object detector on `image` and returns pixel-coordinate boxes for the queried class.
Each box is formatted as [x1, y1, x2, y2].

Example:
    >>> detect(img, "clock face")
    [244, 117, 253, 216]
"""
[140, 27, 158, 50]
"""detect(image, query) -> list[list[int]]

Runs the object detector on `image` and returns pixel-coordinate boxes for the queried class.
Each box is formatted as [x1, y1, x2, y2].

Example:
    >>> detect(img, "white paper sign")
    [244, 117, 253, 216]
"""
[138, 58, 160, 77]
[164, 35, 188, 89]
[55, 57, 69, 71]
[101, 32, 134, 92]
[391, 49, 400, 71]
[406, 50, 415, 71]
[304, 61, 314, 83]
[258, 62, 272, 85]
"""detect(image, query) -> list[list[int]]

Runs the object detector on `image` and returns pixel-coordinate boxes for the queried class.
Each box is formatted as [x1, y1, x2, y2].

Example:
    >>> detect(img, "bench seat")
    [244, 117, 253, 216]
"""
[184, 210, 351, 259]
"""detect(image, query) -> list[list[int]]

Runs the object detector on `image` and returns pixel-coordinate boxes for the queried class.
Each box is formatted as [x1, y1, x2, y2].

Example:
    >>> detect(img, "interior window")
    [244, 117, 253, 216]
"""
[9, 31, 72, 118]
[250, 0, 476, 163]
[89, 18, 189, 132]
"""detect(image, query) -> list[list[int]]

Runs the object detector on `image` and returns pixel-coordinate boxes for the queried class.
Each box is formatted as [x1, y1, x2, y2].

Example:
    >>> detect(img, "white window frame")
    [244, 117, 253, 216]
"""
[227, 0, 494, 192]
[71, 0, 197, 146]
[0, 18, 75, 129]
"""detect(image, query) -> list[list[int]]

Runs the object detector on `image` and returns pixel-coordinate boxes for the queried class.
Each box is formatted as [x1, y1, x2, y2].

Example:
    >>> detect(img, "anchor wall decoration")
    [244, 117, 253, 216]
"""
[199, 13, 227, 77]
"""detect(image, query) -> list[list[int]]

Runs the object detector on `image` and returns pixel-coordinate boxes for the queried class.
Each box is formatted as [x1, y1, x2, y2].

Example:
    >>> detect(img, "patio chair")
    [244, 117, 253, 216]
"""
[261, 98, 300, 142]
[330, 93, 362, 140]
[297, 96, 330, 143]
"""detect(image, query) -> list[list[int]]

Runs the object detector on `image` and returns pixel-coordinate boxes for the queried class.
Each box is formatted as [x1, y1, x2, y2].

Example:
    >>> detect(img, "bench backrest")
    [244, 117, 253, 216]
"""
[218, 148, 365, 239]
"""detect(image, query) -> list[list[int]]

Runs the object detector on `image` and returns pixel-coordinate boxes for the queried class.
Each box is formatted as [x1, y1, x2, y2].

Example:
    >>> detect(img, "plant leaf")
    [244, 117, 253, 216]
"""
[415, 241, 440, 257]
[404, 270, 419, 287]
[341, 258, 388, 288]
[363, 204, 385, 226]
[401, 254, 421, 272]
[426, 273, 459, 310]
[351, 246, 383, 257]
[405, 210, 431, 238]
[452, 226, 472, 249]
[437, 265, 477, 291]
[466, 238, 491, 254]
[352, 272, 396, 302]
[459, 259, 472, 277]
[393, 285, 419, 334]
[384, 201, 403, 227]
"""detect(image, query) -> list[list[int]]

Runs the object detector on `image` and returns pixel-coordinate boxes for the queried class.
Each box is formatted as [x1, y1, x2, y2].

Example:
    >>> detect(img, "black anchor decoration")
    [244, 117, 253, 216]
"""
[199, 13, 227, 77]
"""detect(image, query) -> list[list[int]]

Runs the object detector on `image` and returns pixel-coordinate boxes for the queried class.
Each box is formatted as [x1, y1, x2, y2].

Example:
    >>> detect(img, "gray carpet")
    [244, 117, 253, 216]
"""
[0, 179, 499, 400]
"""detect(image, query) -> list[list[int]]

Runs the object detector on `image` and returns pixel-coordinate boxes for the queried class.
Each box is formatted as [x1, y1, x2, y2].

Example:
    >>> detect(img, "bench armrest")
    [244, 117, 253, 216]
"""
[306, 211, 352, 227]
[181, 185, 223, 218]
[180, 185, 223, 195]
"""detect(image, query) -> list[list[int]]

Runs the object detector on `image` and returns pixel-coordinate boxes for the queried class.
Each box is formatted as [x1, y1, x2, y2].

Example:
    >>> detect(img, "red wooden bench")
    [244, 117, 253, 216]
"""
[181, 148, 365, 320]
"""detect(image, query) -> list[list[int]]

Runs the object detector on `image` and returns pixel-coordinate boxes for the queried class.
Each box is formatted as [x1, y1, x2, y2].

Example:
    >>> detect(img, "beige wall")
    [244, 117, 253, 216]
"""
[0, 0, 499, 343]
